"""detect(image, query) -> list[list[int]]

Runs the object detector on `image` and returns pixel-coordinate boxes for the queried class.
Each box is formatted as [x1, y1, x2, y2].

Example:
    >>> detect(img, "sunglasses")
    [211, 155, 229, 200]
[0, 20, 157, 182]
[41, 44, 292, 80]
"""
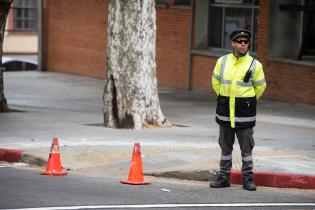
[234, 39, 249, 44]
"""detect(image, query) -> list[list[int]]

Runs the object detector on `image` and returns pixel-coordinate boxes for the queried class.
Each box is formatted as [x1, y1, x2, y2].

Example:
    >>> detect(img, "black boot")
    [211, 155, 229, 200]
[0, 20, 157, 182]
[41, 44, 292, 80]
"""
[210, 176, 230, 188]
[243, 179, 256, 191]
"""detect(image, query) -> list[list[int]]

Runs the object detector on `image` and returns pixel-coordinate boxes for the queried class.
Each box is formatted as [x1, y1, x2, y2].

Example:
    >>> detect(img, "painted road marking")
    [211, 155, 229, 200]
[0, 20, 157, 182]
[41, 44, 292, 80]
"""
[0, 162, 29, 168]
[9, 203, 315, 210]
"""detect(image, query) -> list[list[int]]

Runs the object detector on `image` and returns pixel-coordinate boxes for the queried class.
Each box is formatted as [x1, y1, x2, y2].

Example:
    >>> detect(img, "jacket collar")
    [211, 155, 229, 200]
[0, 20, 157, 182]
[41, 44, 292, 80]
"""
[231, 52, 250, 62]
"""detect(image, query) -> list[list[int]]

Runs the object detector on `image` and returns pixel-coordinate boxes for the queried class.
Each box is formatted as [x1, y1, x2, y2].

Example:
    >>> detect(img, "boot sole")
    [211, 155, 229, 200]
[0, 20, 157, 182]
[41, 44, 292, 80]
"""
[210, 184, 231, 188]
[243, 186, 256, 191]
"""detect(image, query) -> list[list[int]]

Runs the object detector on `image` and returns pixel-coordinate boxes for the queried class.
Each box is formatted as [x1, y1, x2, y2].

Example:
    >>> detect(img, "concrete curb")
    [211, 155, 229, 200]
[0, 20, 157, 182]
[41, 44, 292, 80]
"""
[230, 170, 315, 190]
[148, 170, 315, 189]
[1, 148, 315, 189]
[0, 148, 24, 163]
[0, 148, 46, 166]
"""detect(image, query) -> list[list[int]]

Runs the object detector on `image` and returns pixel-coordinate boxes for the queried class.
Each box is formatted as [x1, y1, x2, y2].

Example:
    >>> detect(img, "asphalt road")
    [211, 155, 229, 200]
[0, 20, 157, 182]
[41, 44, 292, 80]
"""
[1, 164, 314, 210]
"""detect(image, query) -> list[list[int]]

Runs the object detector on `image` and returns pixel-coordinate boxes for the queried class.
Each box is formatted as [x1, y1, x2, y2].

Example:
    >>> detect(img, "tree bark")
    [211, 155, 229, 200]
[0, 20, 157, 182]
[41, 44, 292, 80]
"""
[103, 0, 171, 129]
[0, 0, 13, 112]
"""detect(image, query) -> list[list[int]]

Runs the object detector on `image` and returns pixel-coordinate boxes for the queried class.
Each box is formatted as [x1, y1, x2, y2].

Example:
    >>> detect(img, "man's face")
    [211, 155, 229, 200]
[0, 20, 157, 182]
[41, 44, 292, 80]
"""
[232, 37, 250, 56]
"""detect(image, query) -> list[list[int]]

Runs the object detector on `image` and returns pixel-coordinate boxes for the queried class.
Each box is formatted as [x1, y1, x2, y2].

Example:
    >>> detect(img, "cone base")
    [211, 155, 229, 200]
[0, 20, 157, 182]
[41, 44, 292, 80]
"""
[40, 170, 68, 176]
[120, 180, 151, 185]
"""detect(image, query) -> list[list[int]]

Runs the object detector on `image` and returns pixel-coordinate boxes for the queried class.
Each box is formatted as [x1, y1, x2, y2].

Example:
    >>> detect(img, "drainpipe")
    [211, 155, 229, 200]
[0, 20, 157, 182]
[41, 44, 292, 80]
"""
[188, 0, 194, 91]
[37, 0, 43, 71]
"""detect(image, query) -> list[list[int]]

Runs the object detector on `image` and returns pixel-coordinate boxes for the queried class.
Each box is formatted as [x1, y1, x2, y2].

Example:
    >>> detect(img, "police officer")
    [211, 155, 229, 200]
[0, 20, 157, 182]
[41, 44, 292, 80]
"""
[210, 29, 266, 191]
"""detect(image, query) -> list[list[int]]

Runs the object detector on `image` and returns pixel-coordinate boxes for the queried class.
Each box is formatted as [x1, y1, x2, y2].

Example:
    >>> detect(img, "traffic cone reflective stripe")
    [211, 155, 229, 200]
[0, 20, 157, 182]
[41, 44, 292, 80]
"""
[40, 137, 67, 176]
[120, 143, 150, 185]
[50, 138, 59, 153]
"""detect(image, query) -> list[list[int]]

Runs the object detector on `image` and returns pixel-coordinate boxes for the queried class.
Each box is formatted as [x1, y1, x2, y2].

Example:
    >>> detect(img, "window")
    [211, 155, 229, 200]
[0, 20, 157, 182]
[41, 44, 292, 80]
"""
[156, 0, 168, 6]
[208, 0, 259, 52]
[13, 0, 37, 32]
[269, 1, 315, 61]
[155, 0, 191, 7]
[173, 0, 191, 6]
[298, 1, 315, 59]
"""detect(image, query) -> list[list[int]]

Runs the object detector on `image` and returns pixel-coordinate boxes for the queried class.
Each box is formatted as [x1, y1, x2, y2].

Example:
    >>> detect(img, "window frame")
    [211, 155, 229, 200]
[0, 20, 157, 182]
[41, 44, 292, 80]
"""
[208, 1, 259, 53]
[173, 0, 191, 8]
[155, 0, 168, 8]
[12, 0, 38, 32]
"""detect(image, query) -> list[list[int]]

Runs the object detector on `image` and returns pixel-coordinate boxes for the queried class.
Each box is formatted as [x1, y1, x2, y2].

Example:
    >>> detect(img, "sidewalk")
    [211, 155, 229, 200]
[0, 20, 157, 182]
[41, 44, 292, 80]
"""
[1, 71, 315, 189]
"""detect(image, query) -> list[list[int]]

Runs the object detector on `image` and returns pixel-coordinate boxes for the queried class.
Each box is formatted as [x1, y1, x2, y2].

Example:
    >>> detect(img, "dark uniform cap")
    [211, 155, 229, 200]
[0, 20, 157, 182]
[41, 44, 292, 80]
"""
[229, 29, 251, 41]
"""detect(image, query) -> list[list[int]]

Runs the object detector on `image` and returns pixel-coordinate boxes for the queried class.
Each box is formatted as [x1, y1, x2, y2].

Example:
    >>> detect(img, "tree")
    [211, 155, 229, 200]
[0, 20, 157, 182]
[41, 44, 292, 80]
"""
[0, 0, 13, 112]
[103, 0, 171, 129]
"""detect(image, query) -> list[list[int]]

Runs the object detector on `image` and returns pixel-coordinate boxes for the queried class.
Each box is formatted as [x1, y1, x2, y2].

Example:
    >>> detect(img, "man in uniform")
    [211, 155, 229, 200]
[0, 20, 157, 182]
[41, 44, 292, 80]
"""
[210, 29, 266, 191]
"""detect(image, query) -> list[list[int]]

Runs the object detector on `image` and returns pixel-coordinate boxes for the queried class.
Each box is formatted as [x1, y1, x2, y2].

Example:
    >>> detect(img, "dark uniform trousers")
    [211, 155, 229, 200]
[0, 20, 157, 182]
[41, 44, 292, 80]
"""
[218, 126, 255, 181]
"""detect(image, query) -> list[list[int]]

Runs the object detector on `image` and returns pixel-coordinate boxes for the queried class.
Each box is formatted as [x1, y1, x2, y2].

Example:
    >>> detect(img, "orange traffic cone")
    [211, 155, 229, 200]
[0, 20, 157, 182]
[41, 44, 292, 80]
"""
[120, 143, 151, 185]
[40, 137, 67, 176]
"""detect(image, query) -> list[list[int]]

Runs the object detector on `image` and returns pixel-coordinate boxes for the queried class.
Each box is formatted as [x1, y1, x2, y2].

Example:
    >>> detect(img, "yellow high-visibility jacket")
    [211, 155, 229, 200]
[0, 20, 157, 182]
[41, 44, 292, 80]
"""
[212, 53, 266, 128]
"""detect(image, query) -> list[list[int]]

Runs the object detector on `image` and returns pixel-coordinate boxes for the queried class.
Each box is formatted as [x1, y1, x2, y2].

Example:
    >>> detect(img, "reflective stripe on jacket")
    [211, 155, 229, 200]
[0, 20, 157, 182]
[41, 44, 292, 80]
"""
[212, 53, 266, 128]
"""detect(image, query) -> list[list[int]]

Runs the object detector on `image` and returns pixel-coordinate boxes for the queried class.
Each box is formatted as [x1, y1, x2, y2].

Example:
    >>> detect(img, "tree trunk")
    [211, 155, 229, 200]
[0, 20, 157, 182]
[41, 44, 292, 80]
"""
[0, 0, 13, 112]
[103, 0, 171, 129]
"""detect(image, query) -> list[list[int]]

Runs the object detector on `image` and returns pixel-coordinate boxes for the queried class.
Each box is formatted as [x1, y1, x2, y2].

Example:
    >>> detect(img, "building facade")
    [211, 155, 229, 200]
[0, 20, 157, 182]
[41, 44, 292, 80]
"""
[3, 0, 38, 68]
[42, 0, 315, 104]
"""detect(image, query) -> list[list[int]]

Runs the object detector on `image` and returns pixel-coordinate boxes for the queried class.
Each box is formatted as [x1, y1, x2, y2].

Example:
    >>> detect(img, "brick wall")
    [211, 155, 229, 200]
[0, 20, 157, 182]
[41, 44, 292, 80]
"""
[44, 1, 191, 89]
[44, 0, 108, 78]
[42, 1, 315, 104]
[156, 7, 191, 89]
[265, 60, 315, 104]
[256, 0, 269, 66]
[257, 0, 315, 105]
[191, 57, 315, 105]
[191, 55, 216, 93]
[191, 54, 315, 105]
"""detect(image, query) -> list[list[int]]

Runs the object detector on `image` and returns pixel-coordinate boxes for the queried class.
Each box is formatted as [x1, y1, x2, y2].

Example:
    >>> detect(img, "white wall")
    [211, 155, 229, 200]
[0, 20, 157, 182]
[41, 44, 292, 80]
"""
[3, 18, 38, 54]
